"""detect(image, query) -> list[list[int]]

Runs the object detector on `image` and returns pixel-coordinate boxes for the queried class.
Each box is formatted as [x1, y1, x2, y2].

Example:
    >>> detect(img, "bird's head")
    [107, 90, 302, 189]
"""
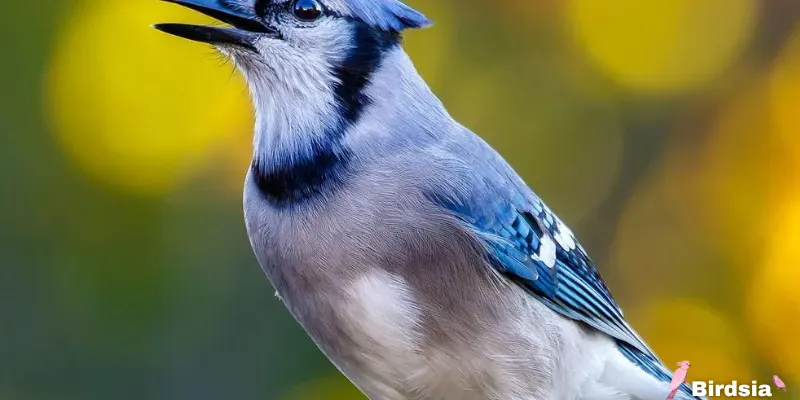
[155, 0, 430, 143]
[676, 360, 691, 368]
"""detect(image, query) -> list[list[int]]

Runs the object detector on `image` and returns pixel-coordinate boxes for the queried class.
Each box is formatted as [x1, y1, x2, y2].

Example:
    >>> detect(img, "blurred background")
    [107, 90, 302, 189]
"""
[2, 0, 800, 398]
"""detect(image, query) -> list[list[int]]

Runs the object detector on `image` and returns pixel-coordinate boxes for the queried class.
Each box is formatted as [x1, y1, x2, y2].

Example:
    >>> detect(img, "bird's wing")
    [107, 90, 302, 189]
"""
[429, 162, 652, 354]
[428, 144, 698, 398]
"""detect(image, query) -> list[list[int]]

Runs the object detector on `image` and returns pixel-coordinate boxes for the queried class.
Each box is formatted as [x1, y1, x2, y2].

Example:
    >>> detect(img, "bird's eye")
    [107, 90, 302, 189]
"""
[292, 0, 323, 22]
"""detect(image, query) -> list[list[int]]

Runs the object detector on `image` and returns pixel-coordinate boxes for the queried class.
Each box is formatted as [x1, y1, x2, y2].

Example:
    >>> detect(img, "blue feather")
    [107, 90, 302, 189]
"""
[336, 0, 431, 31]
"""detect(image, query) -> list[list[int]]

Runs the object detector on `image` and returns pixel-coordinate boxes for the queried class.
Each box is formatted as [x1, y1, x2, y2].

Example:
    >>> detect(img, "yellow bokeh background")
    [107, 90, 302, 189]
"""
[566, 0, 757, 93]
[45, 0, 253, 195]
[2, 0, 799, 398]
[748, 190, 800, 384]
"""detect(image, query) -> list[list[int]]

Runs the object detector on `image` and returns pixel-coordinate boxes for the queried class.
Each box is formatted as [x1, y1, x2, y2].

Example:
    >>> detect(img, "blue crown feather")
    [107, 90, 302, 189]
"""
[328, 0, 431, 31]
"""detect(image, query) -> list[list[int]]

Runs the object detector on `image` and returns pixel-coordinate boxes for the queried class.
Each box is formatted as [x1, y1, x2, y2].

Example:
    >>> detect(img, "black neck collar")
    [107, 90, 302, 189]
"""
[250, 23, 399, 206]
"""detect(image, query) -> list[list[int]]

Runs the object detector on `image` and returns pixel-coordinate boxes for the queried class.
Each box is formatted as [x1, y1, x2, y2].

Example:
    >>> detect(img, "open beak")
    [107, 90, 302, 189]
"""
[153, 0, 277, 51]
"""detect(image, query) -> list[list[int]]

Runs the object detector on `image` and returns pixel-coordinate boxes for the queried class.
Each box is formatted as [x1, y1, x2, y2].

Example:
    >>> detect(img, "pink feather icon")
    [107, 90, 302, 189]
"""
[666, 361, 691, 400]
[773, 375, 787, 392]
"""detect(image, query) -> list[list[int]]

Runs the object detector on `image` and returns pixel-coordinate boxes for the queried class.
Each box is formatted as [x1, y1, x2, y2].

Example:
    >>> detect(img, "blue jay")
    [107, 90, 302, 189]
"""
[156, 1, 702, 399]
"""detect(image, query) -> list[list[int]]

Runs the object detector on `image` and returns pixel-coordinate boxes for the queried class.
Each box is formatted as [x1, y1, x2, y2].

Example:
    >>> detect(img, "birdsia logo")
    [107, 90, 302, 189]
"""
[691, 381, 774, 397]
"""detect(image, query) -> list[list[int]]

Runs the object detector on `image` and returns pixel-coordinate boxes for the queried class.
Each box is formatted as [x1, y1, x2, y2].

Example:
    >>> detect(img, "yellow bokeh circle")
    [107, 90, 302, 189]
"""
[747, 192, 800, 383]
[565, 0, 757, 93]
[45, 0, 252, 195]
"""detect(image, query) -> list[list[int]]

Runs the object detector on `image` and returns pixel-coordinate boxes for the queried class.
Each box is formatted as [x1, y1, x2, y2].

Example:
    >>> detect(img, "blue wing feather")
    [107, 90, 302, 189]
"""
[427, 150, 698, 398]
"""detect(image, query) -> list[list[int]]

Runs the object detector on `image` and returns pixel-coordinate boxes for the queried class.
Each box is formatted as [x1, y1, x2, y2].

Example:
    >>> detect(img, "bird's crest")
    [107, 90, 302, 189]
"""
[326, 0, 431, 31]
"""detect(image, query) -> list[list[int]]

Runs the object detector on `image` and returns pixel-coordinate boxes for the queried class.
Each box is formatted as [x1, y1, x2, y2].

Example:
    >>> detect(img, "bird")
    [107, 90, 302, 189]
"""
[154, 0, 705, 399]
[774, 375, 787, 392]
[666, 361, 691, 400]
